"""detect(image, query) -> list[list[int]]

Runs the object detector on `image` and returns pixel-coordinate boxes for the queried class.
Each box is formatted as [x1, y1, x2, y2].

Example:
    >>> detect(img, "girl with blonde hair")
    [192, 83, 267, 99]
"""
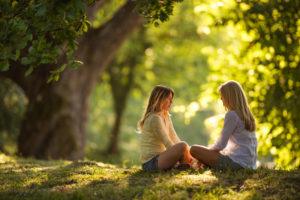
[139, 85, 193, 170]
[190, 80, 257, 170]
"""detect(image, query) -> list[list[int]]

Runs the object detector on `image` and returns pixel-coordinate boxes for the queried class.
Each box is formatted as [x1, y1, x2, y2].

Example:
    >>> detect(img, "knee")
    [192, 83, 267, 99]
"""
[177, 141, 188, 152]
[190, 145, 196, 156]
[190, 145, 199, 157]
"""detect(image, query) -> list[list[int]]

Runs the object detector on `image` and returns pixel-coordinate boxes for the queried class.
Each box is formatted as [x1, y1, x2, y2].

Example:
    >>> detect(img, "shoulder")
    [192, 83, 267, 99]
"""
[145, 113, 162, 123]
[165, 113, 172, 121]
[225, 110, 239, 121]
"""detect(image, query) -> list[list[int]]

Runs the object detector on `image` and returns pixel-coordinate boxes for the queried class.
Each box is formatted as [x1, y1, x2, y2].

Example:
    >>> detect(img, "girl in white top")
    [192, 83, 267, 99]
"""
[139, 85, 193, 170]
[190, 80, 257, 170]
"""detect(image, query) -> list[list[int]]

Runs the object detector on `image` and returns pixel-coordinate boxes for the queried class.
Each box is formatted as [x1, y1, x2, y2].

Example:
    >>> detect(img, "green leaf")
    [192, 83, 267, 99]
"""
[12, 1, 18, 8]
[69, 60, 83, 69]
[21, 57, 31, 65]
[83, 22, 88, 32]
[54, 73, 60, 81]
[0, 60, 9, 71]
[17, 40, 28, 49]
[28, 46, 35, 54]
[24, 33, 33, 41]
[35, 6, 47, 16]
[58, 64, 67, 72]
[13, 50, 20, 61]
[66, 50, 74, 59]
[25, 65, 34, 76]
[47, 75, 54, 83]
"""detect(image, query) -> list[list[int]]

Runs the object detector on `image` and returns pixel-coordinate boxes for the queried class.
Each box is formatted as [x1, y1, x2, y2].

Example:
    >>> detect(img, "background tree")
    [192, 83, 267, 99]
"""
[105, 28, 150, 154]
[0, 0, 182, 160]
[200, 0, 300, 168]
[234, 0, 300, 168]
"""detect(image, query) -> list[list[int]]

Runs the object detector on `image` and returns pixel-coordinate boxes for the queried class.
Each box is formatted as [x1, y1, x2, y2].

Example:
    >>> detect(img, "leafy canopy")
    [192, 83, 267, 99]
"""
[0, 0, 182, 80]
[201, 0, 300, 169]
[0, 0, 91, 77]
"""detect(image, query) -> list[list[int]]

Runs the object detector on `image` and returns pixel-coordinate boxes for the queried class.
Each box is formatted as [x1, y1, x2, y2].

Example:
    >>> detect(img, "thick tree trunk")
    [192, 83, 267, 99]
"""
[1, 0, 143, 160]
[18, 75, 86, 159]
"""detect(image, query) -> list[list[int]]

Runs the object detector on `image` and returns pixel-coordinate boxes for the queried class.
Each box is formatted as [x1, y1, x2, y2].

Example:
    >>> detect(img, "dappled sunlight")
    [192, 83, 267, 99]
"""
[172, 102, 202, 125]
[204, 114, 224, 144]
[173, 105, 186, 113]
[179, 172, 218, 185]
[184, 102, 200, 124]
[197, 26, 211, 35]
[204, 115, 223, 129]
[0, 155, 299, 199]
[0, 153, 16, 163]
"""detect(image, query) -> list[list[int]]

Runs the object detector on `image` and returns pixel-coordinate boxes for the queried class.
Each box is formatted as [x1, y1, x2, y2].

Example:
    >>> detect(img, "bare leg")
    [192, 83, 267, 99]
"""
[158, 142, 190, 170]
[180, 145, 194, 164]
[190, 145, 220, 168]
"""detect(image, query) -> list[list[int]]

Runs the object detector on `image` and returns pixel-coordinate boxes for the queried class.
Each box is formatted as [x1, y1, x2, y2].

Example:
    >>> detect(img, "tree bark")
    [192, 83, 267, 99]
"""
[0, 0, 143, 160]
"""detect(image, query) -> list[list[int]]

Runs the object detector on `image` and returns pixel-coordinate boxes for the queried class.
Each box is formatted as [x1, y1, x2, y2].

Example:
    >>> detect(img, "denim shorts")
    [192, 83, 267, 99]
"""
[142, 155, 159, 170]
[215, 154, 244, 171]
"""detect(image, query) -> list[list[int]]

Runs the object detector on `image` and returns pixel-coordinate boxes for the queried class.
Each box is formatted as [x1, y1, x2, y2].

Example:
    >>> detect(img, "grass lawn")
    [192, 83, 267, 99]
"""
[0, 153, 299, 200]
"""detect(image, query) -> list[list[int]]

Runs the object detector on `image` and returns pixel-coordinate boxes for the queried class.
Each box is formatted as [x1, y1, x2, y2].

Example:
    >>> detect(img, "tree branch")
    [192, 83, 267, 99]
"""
[86, 0, 112, 21]
[75, 0, 144, 70]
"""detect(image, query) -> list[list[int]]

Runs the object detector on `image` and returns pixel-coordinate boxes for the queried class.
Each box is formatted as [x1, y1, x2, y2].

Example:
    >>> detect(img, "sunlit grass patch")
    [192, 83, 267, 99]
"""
[0, 153, 16, 163]
[0, 153, 299, 200]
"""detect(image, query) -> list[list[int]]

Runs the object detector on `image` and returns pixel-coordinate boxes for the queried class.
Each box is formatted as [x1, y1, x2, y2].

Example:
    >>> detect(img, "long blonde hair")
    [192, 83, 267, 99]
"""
[218, 80, 256, 131]
[138, 85, 174, 131]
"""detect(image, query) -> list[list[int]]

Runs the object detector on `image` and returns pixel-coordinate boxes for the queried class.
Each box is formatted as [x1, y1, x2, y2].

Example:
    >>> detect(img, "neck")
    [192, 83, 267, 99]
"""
[157, 111, 167, 116]
[225, 105, 233, 111]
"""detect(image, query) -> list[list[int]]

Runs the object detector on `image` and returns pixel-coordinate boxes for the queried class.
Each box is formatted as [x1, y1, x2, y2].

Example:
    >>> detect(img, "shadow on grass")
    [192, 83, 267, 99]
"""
[209, 168, 256, 191]
[0, 160, 104, 199]
[1, 160, 300, 200]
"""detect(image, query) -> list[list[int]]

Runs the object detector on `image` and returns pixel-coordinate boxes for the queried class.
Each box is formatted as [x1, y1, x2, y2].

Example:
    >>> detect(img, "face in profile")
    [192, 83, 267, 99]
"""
[161, 93, 173, 111]
[220, 94, 232, 110]
[220, 95, 225, 107]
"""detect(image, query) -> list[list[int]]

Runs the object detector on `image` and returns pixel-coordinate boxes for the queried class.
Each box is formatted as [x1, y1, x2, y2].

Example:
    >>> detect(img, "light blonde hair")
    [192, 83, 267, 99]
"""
[138, 85, 174, 131]
[218, 80, 256, 131]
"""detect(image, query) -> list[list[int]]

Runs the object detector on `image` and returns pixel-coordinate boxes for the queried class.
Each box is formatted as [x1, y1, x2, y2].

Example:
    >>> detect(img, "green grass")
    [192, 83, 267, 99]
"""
[0, 153, 299, 200]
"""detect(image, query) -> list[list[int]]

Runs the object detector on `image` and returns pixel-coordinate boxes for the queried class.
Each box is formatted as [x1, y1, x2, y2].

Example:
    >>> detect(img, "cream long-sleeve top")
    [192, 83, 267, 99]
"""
[140, 113, 180, 164]
[209, 110, 258, 169]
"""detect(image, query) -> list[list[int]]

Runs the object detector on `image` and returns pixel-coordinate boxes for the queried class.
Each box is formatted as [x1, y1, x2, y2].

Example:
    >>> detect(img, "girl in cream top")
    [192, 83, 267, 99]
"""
[140, 113, 180, 163]
[138, 85, 193, 170]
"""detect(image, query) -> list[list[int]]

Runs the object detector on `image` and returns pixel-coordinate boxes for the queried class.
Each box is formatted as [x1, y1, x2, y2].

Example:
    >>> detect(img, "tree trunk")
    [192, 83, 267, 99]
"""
[105, 28, 149, 154]
[18, 74, 87, 159]
[107, 110, 124, 154]
[106, 66, 134, 154]
[1, 0, 143, 160]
